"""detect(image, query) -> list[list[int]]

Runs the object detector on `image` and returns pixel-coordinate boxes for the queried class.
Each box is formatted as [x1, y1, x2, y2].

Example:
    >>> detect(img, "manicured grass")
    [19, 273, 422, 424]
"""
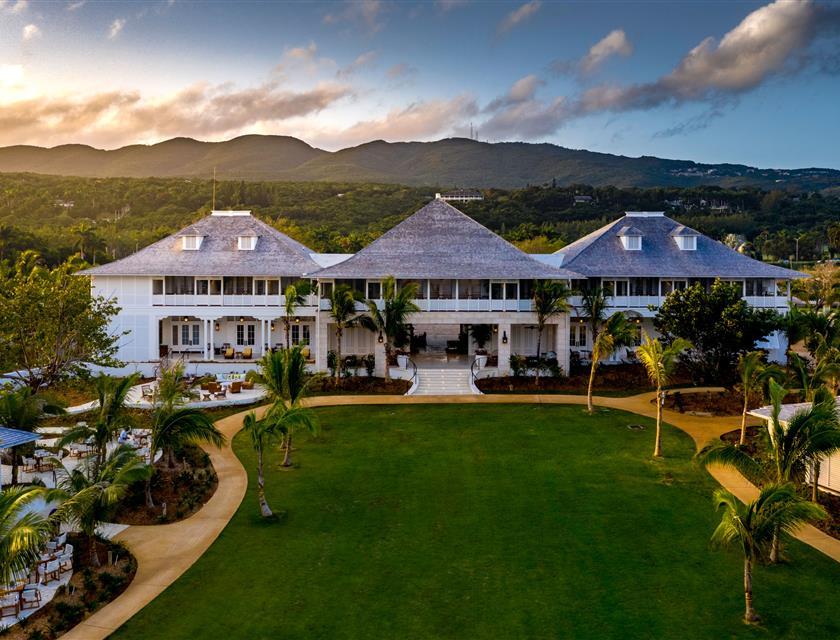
[113, 405, 840, 639]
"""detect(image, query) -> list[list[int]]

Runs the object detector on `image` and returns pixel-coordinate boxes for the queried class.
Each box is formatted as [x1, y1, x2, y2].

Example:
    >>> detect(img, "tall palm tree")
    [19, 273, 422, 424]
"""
[0, 387, 64, 484]
[59, 373, 138, 473]
[531, 280, 571, 383]
[576, 286, 609, 355]
[153, 361, 192, 408]
[788, 352, 840, 401]
[710, 484, 825, 624]
[698, 380, 840, 559]
[329, 284, 362, 379]
[51, 446, 151, 566]
[636, 333, 692, 458]
[586, 312, 638, 414]
[242, 412, 275, 518]
[0, 486, 52, 585]
[283, 280, 313, 349]
[360, 276, 420, 380]
[736, 351, 784, 447]
[145, 405, 225, 507]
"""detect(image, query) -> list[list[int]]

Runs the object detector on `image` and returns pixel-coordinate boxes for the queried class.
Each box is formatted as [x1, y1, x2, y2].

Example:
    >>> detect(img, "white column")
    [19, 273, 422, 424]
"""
[497, 321, 511, 375]
[555, 314, 570, 376]
[315, 313, 329, 372]
[149, 315, 160, 361]
[374, 334, 387, 377]
[267, 319, 273, 351]
[209, 318, 215, 361]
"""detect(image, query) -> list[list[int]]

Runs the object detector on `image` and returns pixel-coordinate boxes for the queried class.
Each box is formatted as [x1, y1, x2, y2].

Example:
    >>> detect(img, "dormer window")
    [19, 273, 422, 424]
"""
[616, 225, 643, 251]
[238, 235, 257, 251]
[182, 235, 203, 251]
[670, 225, 699, 251]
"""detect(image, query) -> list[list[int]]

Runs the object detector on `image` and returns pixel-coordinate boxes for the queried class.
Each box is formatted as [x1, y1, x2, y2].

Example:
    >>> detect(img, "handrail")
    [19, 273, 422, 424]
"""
[470, 357, 480, 383]
[407, 357, 418, 386]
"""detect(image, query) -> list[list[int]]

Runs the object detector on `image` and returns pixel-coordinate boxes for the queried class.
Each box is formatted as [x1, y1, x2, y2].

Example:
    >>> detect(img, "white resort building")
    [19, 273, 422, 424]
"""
[80, 199, 800, 381]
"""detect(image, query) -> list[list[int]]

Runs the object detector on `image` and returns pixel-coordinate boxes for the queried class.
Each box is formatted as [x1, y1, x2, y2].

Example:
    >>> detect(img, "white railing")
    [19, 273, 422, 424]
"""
[744, 295, 788, 309]
[152, 294, 318, 308]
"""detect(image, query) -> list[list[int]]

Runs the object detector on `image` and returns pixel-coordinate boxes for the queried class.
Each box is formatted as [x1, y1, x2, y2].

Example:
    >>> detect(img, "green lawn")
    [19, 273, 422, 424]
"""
[113, 405, 840, 639]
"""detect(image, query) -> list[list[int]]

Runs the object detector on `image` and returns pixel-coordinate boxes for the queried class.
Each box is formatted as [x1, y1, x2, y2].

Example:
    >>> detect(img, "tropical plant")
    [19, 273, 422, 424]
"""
[576, 286, 609, 352]
[468, 324, 493, 351]
[788, 352, 840, 400]
[283, 280, 313, 349]
[242, 412, 276, 517]
[636, 333, 692, 457]
[359, 276, 420, 380]
[710, 484, 825, 624]
[0, 486, 52, 585]
[328, 284, 362, 379]
[698, 380, 840, 559]
[153, 361, 193, 408]
[0, 387, 64, 484]
[58, 373, 138, 473]
[736, 351, 784, 447]
[145, 404, 225, 507]
[531, 280, 571, 383]
[586, 312, 638, 414]
[51, 446, 151, 566]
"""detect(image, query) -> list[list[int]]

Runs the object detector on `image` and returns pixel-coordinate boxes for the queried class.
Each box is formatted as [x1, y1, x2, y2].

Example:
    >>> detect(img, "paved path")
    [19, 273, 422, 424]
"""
[62, 389, 840, 639]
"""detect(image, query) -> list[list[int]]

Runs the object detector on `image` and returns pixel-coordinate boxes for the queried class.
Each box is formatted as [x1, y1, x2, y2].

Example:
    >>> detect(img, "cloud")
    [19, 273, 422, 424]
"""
[66, 0, 86, 10]
[9, 0, 27, 14]
[108, 18, 126, 39]
[337, 51, 377, 78]
[484, 74, 544, 111]
[481, 75, 565, 139]
[497, 0, 541, 36]
[386, 63, 417, 80]
[435, 0, 468, 11]
[274, 42, 337, 78]
[324, 95, 478, 147]
[324, 0, 385, 33]
[0, 68, 353, 147]
[652, 106, 727, 139]
[579, 29, 633, 74]
[22, 23, 40, 41]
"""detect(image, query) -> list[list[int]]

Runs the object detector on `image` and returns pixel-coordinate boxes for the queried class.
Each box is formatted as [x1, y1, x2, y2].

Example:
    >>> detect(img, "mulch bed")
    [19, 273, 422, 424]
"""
[5, 534, 136, 640]
[661, 389, 743, 416]
[477, 363, 677, 395]
[309, 376, 411, 395]
[110, 444, 218, 525]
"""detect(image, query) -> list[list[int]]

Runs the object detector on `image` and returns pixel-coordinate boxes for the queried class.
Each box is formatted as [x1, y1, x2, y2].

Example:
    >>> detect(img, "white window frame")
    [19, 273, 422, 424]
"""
[621, 235, 642, 251]
[238, 236, 257, 251]
[675, 236, 697, 251]
[182, 236, 202, 251]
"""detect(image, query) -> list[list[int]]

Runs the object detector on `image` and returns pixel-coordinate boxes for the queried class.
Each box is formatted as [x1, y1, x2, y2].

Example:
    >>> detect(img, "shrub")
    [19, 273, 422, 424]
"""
[327, 350, 338, 377]
[362, 354, 375, 377]
[510, 354, 527, 377]
[52, 602, 85, 630]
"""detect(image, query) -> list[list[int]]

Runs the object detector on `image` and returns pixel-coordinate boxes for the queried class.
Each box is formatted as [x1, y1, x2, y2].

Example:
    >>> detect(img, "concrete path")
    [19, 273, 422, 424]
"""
[62, 389, 840, 639]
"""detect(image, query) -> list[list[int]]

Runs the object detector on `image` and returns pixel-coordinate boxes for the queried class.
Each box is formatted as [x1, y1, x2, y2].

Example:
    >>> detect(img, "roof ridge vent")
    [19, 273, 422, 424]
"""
[211, 210, 252, 217]
[625, 211, 664, 217]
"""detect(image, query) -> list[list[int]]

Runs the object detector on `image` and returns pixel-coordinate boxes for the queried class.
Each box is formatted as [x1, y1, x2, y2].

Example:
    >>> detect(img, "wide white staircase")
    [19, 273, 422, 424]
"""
[411, 368, 479, 395]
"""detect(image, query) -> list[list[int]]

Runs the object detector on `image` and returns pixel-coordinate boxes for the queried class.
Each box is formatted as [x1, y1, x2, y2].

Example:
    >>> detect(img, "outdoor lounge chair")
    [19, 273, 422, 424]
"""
[242, 347, 253, 359]
[224, 347, 235, 360]
[0, 593, 19, 618]
[141, 384, 155, 400]
[54, 532, 67, 548]
[20, 586, 41, 610]
[41, 560, 60, 585]
[242, 380, 254, 390]
[230, 381, 242, 394]
[22, 457, 37, 473]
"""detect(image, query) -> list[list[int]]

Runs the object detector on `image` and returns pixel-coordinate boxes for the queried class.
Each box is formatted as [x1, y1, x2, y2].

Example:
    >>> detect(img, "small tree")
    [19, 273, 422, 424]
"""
[586, 312, 638, 414]
[328, 284, 362, 379]
[360, 276, 419, 380]
[0, 387, 64, 484]
[283, 280, 313, 349]
[636, 333, 691, 457]
[0, 254, 123, 390]
[710, 484, 825, 624]
[243, 412, 276, 518]
[654, 280, 780, 385]
[736, 351, 784, 447]
[531, 280, 571, 383]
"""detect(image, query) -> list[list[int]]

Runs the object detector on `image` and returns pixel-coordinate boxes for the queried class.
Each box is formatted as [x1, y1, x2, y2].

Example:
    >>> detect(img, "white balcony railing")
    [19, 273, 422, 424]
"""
[152, 294, 318, 307]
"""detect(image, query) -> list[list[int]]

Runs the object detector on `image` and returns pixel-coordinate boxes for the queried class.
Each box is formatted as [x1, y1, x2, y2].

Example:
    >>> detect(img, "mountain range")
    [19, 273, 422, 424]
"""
[0, 135, 838, 191]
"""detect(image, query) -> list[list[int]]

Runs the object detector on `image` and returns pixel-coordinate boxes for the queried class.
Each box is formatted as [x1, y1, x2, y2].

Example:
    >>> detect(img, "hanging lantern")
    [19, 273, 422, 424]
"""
[501, 331, 508, 345]
[377, 332, 384, 344]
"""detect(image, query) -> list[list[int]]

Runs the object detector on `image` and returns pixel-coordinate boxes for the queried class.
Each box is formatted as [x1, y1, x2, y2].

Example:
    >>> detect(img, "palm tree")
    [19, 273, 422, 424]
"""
[360, 276, 420, 380]
[145, 405, 225, 507]
[153, 361, 192, 408]
[531, 280, 571, 383]
[283, 280, 313, 349]
[710, 484, 825, 624]
[328, 284, 362, 379]
[242, 413, 275, 518]
[586, 312, 638, 414]
[788, 352, 840, 400]
[51, 446, 151, 566]
[59, 373, 138, 473]
[0, 387, 64, 484]
[576, 286, 609, 354]
[0, 486, 52, 585]
[736, 351, 784, 447]
[698, 380, 840, 559]
[636, 333, 692, 457]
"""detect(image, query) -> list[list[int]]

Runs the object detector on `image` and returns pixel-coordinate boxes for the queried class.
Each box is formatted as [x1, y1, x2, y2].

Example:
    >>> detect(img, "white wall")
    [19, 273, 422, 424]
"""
[327, 325, 374, 355]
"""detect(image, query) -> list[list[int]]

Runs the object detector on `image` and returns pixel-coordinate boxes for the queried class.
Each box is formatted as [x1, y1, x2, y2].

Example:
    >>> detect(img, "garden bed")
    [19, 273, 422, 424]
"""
[308, 376, 411, 395]
[111, 443, 218, 525]
[661, 389, 742, 416]
[476, 364, 658, 395]
[5, 534, 136, 640]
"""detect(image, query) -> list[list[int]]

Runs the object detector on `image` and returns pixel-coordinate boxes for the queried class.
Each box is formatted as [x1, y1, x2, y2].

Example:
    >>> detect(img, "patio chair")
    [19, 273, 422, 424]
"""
[141, 384, 155, 400]
[242, 380, 254, 390]
[20, 586, 41, 610]
[214, 387, 227, 400]
[242, 347, 253, 359]
[55, 532, 67, 548]
[58, 549, 73, 574]
[230, 381, 242, 394]
[41, 560, 60, 585]
[22, 457, 37, 473]
[46, 541, 58, 554]
[0, 593, 19, 618]
[224, 347, 235, 360]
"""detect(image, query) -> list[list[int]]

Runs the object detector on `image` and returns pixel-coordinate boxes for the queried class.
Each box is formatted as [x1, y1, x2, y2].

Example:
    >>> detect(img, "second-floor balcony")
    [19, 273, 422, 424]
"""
[152, 293, 319, 308]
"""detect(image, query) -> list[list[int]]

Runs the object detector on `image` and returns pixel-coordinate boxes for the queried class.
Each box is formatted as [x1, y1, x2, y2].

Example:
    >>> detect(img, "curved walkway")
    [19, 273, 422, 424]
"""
[63, 390, 840, 639]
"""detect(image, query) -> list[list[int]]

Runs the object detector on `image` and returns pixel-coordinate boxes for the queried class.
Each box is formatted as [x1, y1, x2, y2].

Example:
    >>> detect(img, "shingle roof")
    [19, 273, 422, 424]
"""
[0, 426, 40, 449]
[80, 212, 321, 277]
[547, 212, 806, 279]
[616, 225, 643, 237]
[313, 199, 582, 280]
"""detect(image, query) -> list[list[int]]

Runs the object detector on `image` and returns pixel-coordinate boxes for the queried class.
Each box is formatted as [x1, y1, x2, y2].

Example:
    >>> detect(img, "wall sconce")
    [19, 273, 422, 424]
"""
[239, 316, 244, 323]
[182, 316, 189, 322]
[502, 331, 508, 345]
[295, 317, 301, 324]
[377, 332, 384, 344]
[270, 322, 275, 332]
[214, 321, 220, 332]
[493, 326, 498, 334]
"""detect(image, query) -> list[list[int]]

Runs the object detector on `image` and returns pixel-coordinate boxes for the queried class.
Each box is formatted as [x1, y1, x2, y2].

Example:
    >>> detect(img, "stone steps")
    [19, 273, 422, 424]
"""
[412, 368, 478, 395]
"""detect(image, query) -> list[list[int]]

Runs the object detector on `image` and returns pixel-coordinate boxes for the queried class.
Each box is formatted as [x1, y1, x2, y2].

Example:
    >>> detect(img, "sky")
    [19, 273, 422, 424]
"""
[1, 0, 839, 168]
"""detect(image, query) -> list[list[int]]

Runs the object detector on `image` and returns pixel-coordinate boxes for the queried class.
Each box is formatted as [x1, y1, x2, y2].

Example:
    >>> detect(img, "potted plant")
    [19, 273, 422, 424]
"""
[469, 324, 492, 355]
